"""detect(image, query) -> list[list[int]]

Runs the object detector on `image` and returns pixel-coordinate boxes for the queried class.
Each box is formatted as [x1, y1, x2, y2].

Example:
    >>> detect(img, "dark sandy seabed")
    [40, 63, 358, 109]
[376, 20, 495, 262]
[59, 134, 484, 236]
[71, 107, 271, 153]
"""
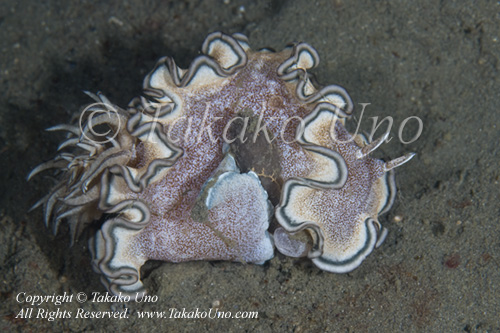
[0, 1, 499, 332]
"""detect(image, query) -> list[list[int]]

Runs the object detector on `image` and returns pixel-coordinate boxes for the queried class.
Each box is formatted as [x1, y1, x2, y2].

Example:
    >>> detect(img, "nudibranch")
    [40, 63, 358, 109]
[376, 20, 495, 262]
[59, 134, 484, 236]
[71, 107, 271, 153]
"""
[29, 32, 414, 297]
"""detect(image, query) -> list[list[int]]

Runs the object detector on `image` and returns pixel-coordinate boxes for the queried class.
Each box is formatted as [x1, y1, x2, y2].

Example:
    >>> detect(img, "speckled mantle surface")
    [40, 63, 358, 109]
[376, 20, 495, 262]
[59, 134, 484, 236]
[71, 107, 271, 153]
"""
[0, 1, 499, 331]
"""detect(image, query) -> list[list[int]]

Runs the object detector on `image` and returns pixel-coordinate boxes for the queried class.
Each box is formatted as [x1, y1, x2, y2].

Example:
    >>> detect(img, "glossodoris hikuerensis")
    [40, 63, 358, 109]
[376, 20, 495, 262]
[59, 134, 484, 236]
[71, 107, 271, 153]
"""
[29, 32, 414, 298]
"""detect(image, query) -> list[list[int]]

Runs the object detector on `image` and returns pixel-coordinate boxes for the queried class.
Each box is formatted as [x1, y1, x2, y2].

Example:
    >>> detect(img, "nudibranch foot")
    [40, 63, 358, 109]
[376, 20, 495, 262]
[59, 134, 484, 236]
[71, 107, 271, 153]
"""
[90, 152, 274, 297]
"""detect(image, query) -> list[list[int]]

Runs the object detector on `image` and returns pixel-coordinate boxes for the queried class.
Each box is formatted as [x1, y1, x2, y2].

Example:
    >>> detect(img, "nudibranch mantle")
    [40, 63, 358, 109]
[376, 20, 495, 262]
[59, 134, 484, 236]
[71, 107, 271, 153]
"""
[29, 32, 413, 297]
